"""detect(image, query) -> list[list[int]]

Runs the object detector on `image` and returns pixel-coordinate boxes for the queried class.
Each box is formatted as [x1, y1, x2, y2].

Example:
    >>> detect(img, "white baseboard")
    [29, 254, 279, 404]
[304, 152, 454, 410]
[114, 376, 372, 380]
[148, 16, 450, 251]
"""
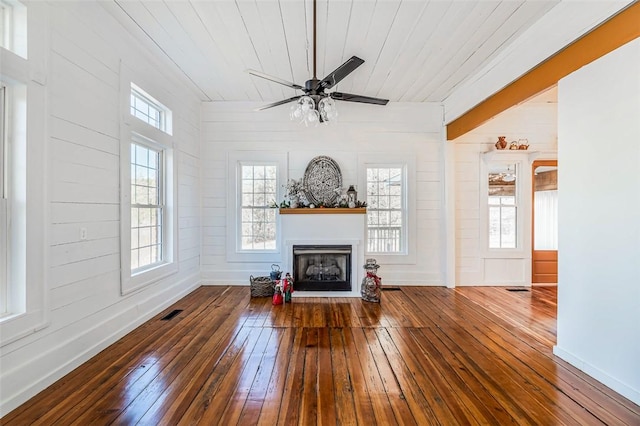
[0, 273, 201, 417]
[553, 345, 640, 405]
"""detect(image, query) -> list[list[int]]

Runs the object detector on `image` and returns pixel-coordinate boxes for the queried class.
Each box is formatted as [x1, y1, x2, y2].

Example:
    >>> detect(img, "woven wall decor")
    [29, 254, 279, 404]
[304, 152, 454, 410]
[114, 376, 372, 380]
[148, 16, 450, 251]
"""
[303, 156, 342, 205]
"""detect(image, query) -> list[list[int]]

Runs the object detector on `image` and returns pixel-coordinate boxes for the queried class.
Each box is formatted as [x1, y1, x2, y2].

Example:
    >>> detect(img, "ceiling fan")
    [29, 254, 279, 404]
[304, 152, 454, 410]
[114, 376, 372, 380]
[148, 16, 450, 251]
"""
[246, 0, 389, 124]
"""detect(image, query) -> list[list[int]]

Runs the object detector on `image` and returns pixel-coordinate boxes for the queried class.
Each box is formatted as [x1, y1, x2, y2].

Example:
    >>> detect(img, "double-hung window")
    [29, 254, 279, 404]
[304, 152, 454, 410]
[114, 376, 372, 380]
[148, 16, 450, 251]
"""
[121, 82, 176, 294]
[480, 153, 527, 255]
[226, 152, 286, 262]
[0, 84, 7, 315]
[240, 164, 277, 250]
[130, 141, 164, 271]
[365, 165, 407, 254]
[487, 163, 519, 249]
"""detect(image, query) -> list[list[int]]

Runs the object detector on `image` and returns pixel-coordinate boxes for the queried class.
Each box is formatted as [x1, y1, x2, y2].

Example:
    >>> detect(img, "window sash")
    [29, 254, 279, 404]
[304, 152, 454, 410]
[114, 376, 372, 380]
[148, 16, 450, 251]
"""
[366, 166, 405, 254]
[0, 1, 13, 51]
[484, 160, 522, 252]
[130, 143, 164, 272]
[1, 84, 6, 199]
[130, 84, 167, 132]
[0, 84, 7, 315]
[239, 164, 277, 251]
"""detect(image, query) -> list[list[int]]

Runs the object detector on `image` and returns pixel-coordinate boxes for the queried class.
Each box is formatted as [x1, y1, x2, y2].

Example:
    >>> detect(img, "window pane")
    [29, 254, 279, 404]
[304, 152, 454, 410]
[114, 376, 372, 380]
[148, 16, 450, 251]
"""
[366, 166, 405, 253]
[488, 163, 518, 249]
[488, 206, 501, 248]
[130, 84, 170, 133]
[501, 206, 517, 248]
[131, 142, 164, 271]
[239, 164, 278, 251]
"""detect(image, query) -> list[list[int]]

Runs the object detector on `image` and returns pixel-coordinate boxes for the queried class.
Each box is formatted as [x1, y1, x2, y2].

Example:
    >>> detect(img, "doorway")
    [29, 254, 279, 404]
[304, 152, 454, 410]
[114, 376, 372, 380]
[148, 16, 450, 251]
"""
[532, 160, 558, 284]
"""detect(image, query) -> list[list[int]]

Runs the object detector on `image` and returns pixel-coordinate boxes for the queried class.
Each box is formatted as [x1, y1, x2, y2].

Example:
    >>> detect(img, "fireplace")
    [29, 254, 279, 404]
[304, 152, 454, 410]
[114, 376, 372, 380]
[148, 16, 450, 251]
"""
[293, 245, 352, 291]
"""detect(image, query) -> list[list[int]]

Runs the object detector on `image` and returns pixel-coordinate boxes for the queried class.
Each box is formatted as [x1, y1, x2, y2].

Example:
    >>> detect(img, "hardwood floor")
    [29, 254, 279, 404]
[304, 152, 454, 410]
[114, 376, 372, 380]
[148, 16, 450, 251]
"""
[5, 286, 639, 425]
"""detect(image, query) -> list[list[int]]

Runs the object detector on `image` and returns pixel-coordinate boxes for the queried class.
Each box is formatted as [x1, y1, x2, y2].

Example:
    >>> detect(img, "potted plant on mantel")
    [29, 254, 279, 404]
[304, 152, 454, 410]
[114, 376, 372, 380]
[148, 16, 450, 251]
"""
[284, 178, 306, 208]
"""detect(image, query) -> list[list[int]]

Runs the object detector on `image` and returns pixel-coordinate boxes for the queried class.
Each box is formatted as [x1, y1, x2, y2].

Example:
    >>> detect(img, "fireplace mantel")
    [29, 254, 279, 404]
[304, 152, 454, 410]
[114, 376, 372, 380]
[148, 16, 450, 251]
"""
[279, 208, 366, 215]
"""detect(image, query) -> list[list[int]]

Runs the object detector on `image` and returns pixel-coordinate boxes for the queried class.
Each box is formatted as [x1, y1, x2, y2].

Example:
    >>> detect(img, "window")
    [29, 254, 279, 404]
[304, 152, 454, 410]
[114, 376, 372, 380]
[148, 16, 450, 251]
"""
[487, 163, 518, 249]
[226, 151, 286, 262]
[130, 83, 172, 134]
[0, 84, 7, 314]
[0, 0, 27, 58]
[0, 0, 48, 345]
[120, 80, 176, 294]
[366, 166, 406, 253]
[239, 164, 277, 250]
[130, 141, 164, 272]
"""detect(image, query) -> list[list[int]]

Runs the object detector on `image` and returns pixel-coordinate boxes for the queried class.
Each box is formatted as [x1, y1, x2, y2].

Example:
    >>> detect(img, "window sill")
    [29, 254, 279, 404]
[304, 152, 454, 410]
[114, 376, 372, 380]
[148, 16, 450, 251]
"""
[122, 261, 178, 295]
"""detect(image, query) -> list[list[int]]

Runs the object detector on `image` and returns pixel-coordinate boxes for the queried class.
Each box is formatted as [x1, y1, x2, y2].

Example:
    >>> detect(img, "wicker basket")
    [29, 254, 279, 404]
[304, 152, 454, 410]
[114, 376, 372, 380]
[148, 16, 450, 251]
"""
[250, 275, 274, 297]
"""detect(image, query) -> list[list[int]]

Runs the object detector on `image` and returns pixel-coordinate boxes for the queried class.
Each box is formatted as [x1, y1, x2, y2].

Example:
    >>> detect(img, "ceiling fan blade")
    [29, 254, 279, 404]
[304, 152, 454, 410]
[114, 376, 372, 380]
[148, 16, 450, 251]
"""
[330, 92, 389, 105]
[255, 96, 302, 111]
[246, 69, 304, 90]
[319, 56, 365, 90]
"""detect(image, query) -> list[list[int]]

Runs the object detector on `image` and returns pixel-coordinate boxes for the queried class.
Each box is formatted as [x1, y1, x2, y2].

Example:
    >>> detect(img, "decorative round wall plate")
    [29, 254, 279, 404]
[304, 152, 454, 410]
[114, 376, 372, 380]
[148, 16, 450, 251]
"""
[303, 156, 342, 205]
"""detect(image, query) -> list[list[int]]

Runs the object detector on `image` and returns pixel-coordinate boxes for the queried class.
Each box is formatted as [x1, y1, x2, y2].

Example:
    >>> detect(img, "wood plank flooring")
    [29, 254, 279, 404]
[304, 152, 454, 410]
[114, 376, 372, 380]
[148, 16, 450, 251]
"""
[4, 286, 640, 425]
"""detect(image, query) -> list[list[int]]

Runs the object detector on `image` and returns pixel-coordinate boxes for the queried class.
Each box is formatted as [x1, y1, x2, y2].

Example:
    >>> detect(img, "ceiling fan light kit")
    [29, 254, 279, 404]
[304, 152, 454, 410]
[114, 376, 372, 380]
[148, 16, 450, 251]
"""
[247, 0, 388, 126]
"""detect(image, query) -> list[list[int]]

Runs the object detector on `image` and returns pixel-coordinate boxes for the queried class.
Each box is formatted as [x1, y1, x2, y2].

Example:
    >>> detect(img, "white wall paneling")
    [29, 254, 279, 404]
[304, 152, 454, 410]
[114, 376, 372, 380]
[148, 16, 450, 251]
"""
[451, 92, 558, 286]
[0, 2, 202, 415]
[555, 38, 640, 405]
[201, 102, 445, 286]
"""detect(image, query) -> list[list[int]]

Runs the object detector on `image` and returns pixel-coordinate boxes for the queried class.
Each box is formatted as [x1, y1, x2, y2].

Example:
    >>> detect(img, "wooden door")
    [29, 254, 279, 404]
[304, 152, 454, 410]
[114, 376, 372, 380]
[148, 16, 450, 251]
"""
[532, 160, 558, 284]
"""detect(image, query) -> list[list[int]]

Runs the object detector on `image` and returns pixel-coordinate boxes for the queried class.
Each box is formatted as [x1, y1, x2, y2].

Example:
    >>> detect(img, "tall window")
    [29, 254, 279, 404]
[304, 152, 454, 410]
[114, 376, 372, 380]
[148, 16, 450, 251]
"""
[0, 84, 7, 314]
[366, 166, 405, 253]
[488, 163, 518, 249]
[130, 141, 163, 272]
[120, 80, 175, 294]
[240, 164, 277, 250]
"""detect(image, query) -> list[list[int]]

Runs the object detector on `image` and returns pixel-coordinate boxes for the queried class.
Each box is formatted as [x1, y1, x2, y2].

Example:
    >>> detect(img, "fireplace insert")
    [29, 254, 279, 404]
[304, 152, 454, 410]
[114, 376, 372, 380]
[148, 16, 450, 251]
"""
[292, 245, 352, 291]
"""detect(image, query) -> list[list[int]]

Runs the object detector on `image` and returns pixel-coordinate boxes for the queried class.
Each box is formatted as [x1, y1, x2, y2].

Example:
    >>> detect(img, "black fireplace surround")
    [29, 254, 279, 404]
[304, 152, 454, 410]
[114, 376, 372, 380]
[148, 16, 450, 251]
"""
[292, 245, 352, 291]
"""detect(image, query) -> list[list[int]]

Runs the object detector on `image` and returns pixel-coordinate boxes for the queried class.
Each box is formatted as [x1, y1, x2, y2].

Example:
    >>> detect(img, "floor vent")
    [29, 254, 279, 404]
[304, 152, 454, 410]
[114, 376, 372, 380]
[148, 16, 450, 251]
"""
[382, 287, 402, 292]
[506, 288, 529, 292]
[161, 309, 183, 320]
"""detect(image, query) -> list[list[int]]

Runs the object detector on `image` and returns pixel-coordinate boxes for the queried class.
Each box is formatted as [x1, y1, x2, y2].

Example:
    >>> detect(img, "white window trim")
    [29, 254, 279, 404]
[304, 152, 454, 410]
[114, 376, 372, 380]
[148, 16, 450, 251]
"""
[119, 67, 178, 295]
[226, 151, 287, 263]
[480, 151, 532, 258]
[358, 153, 416, 265]
[0, 0, 49, 346]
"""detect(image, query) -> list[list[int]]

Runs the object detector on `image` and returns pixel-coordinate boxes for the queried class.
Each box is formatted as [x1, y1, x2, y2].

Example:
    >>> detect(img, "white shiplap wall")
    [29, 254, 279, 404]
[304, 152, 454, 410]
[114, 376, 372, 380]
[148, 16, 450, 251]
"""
[0, 2, 201, 415]
[452, 95, 557, 286]
[200, 101, 445, 285]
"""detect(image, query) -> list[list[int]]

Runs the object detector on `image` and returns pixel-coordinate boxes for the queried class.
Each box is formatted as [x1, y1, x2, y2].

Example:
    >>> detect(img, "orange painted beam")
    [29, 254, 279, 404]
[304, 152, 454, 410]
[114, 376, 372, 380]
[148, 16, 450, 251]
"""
[446, 2, 640, 141]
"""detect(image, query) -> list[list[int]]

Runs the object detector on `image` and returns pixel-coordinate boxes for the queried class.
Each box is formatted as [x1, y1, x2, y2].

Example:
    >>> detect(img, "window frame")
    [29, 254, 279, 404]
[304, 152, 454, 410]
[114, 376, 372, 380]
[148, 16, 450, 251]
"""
[358, 154, 416, 264]
[0, 84, 7, 315]
[130, 137, 166, 274]
[226, 151, 287, 263]
[130, 83, 172, 135]
[238, 163, 278, 252]
[120, 75, 177, 295]
[480, 152, 529, 258]
[0, 0, 48, 345]
[365, 164, 407, 254]
[0, 0, 27, 59]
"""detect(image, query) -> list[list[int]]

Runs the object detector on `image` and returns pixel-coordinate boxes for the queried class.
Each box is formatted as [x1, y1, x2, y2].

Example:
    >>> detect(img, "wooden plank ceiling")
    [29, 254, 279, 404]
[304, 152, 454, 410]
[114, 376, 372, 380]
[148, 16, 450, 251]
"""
[106, 0, 561, 104]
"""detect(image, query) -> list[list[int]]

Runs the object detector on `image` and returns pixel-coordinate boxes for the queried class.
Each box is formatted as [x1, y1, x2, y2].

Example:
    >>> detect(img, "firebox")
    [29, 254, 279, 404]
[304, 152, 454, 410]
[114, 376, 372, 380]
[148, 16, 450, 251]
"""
[292, 245, 352, 291]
